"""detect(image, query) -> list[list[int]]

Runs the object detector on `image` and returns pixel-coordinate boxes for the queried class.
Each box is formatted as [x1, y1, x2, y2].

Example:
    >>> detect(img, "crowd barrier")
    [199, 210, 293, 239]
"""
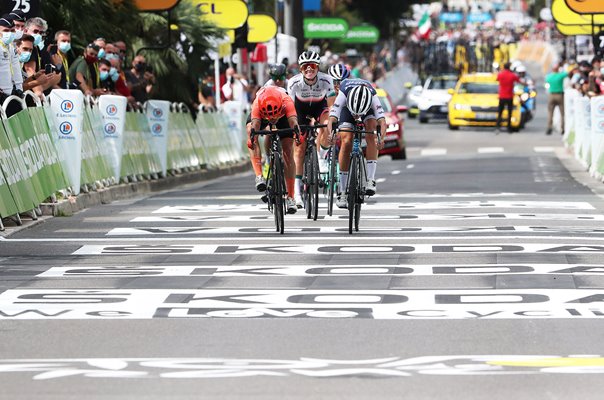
[562, 89, 604, 181]
[0, 90, 247, 230]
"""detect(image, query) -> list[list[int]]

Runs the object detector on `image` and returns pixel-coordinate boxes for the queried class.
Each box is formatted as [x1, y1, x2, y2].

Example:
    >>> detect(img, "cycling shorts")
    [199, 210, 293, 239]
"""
[337, 107, 376, 130]
[294, 98, 328, 126]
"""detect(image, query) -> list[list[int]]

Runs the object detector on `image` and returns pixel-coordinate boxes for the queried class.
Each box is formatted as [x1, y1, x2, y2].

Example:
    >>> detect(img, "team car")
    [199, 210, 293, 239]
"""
[374, 88, 406, 160]
[447, 72, 522, 131]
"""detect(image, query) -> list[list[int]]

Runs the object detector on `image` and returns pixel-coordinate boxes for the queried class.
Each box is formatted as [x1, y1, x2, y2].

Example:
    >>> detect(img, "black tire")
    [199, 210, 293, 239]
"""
[355, 202, 361, 232]
[391, 146, 406, 160]
[327, 147, 337, 216]
[419, 114, 428, 123]
[304, 150, 312, 219]
[348, 156, 358, 235]
[448, 120, 459, 130]
[407, 111, 417, 119]
[310, 150, 319, 221]
[272, 155, 285, 234]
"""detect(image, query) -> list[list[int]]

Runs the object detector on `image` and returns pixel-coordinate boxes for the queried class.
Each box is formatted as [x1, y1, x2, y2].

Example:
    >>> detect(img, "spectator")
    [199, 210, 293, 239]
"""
[197, 75, 215, 109]
[16, 34, 51, 92]
[545, 63, 567, 135]
[48, 30, 74, 89]
[114, 40, 127, 66]
[125, 54, 155, 103]
[69, 43, 103, 96]
[97, 58, 112, 94]
[23, 17, 52, 97]
[93, 37, 106, 59]
[496, 61, 522, 134]
[108, 56, 134, 103]
[8, 10, 25, 40]
[221, 67, 248, 105]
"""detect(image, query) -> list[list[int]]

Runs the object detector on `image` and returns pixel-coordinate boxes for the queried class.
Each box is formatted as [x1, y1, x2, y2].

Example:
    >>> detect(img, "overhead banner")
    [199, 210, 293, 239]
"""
[146, 100, 171, 177]
[194, 0, 248, 29]
[99, 95, 128, 182]
[304, 18, 348, 39]
[342, 25, 380, 44]
[248, 14, 278, 43]
[565, 0, 604, 14]
[134, 0, 180, 11]
[48, 90, 84, 195]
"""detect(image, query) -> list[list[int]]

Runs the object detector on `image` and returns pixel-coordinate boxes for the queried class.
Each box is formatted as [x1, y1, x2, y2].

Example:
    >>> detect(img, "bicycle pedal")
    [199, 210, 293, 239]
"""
[261, 194, 268, 203]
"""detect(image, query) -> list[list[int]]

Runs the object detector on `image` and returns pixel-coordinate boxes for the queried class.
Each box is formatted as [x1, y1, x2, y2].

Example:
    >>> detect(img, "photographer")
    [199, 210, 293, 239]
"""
[125, 54, 155, 103]
[221, 67, 248, 105]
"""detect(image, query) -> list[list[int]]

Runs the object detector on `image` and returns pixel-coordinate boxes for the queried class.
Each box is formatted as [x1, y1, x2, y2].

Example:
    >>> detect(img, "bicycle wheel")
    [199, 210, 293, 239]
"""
[303, 148, 313, 219]
[327, 147, 337, 217]
[273, 155, 285, 234]
[347, 155, 358, 234]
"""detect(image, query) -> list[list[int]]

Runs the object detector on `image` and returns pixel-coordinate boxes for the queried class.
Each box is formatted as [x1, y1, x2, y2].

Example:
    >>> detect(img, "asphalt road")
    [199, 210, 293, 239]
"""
[1, 86, 604, 399]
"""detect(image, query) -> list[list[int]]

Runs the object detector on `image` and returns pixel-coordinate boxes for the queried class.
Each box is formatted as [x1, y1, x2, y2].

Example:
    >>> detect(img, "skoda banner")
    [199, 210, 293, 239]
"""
[342, 25, 380, 44]
[304, 18, 348, 39]
[146, 100, 171, 176]
[49, 89, 84, 195]
[99, 95, 128, 182]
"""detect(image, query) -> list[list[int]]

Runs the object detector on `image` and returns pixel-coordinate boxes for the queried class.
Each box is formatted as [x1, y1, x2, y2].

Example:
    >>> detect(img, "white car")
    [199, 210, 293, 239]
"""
[417, 74, 459, 123]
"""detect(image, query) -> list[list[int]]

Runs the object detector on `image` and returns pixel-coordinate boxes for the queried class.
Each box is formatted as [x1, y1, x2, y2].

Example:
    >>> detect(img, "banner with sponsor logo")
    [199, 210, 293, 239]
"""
[0, 121, 22, 216]
[49, 90, 84, 195]
[99, 95, 128, 182]
[146, 100, 171, 176]
[590, 96, 604, 176]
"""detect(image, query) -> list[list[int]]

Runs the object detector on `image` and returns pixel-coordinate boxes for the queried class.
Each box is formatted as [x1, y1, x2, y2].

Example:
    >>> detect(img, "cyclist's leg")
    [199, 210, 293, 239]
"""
[364, 114, 379, 195]
[338, 106, 355, 194]
[246, 116, 266, 191]
[316, 107, 331, 172]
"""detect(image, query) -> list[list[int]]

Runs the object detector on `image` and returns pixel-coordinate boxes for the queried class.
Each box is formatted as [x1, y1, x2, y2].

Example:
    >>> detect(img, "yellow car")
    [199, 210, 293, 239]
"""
[447, 72, 522, 131]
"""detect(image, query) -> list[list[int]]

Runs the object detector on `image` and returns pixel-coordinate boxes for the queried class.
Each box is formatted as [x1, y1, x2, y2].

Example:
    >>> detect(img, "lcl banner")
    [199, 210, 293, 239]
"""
[48, 90, 84, 195]
[146, 100, 171, 176]
[99, 95, 127, 182]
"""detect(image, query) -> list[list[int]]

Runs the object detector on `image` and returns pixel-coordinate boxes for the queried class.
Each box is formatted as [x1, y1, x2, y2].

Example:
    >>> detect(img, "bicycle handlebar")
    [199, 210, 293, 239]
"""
[298, 124, 328, 130]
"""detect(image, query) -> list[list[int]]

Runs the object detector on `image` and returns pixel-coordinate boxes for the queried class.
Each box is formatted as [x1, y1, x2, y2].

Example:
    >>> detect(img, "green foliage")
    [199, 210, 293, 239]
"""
[41, 0, 226, 104]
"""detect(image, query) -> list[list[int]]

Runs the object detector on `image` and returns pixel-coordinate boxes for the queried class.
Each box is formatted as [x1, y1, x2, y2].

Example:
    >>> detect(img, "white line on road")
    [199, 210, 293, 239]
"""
[420, 148, 447, 156]
[391, 170, 401, 175]
[478, 147, 504, 153]
[406, 164, 414, 169]
[534, 147, 555, 153]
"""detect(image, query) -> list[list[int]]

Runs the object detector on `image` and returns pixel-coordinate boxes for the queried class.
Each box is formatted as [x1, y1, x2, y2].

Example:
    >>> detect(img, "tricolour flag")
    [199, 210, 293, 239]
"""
[416, 12, 431, 40]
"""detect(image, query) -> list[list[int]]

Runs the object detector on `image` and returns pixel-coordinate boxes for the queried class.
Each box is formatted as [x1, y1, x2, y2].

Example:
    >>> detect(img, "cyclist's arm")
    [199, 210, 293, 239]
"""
[371, 94, 385, 120]
[329, 91, 346, 120]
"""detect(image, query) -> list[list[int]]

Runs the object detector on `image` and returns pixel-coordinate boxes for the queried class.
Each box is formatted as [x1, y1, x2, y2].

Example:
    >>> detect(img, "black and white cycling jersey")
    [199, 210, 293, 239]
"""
[329, 78, 385, 122]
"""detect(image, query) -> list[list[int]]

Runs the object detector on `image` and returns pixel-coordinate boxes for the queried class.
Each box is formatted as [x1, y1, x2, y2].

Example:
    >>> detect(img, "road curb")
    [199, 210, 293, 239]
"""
[2, 161, 249, 236]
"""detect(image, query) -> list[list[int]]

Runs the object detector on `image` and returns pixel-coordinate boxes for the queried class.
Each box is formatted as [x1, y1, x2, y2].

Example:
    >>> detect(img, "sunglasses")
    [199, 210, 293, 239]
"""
[301, 63, 319, 71]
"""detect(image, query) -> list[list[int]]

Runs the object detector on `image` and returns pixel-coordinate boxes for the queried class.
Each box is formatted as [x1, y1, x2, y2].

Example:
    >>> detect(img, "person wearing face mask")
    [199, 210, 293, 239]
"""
[108, 56, 134, 103]
[15, 34, 51, 93]
[69, 43, 104, 97]
[8, 10, 25, 41]
[94, 37, 107, 60]
[97, 59, 113, 94]
[0, 15, 24, 113]
[125, 55, 154, 103]
[47, 30, 74, 90]
[22, 17, 52, 98]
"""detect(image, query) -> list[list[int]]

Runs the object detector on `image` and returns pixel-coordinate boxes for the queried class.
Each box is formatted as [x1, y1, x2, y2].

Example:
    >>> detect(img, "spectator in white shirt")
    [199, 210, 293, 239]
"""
[221, 67, 248, 105]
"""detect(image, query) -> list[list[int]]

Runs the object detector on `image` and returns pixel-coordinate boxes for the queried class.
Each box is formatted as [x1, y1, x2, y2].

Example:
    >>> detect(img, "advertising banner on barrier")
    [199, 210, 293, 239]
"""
[591, 96, 604, 175]
[221, 101, 244, 156]
[99, 95, 127, 181]
[49, 90, 84, 195]
[582, 97, 592, 166]
[0, 123, 20, 217]
[573, 96, 587, 162]
[146, 100, 170, 176]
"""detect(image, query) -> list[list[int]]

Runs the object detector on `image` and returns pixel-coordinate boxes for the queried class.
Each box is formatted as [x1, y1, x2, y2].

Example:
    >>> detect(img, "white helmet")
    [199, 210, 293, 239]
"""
[328, 63, 350, 80]
[516, 65, 526, 73]
[346, 85, 373, 116]
[298, 50, 320, 65]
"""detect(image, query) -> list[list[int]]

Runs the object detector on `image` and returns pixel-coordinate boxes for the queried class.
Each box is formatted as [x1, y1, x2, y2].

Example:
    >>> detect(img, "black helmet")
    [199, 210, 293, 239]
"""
[268, 63, 287, 80]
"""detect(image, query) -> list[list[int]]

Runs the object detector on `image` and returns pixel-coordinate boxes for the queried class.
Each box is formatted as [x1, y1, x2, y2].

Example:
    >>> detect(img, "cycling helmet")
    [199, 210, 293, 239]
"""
[328, 63, 350, 81]
[298, 50, 320, 66]
[257, 86, 284, 120]
[346, 85, 373, 116]
[515, 65, 526, 73]
[269, 63, 287, 80]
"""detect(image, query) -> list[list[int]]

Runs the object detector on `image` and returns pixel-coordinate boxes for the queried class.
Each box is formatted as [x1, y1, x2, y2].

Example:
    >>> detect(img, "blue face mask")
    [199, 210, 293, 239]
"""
[32, 33, 42, 45]
[105, 53, 119, 62]
[109, 67, 119, 82]
[19, 51, 31, 63]
[99, 70, 109, 81]
[1, 31, 14, 45]
[98, 48, 106, 59]
[58, 41, 71, 53]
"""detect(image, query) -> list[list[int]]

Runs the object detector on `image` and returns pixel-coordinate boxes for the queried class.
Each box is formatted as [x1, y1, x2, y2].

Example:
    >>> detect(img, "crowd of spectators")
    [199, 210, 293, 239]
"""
[0, 10, 156, 116]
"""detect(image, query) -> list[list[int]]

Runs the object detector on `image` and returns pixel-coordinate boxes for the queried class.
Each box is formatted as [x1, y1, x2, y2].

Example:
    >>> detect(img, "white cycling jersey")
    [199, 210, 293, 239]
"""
[287, 72, 335, 104]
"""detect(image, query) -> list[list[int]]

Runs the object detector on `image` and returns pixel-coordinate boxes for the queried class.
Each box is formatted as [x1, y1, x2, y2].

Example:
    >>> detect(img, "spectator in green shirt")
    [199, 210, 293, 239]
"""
[545, 63, 568, 135]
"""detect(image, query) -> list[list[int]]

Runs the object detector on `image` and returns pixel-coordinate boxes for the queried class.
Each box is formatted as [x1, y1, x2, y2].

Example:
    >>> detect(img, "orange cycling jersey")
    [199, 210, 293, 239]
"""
[251, 87, 297, 122]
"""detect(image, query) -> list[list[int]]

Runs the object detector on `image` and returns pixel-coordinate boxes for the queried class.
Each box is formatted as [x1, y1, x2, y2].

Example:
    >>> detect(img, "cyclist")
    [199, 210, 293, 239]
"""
[327, 63, 350, 95]
[265, 63, 288, 89]
[247, 85, 301, 214]
[287, 50, 335, 208]
[327, 80, 387, 208]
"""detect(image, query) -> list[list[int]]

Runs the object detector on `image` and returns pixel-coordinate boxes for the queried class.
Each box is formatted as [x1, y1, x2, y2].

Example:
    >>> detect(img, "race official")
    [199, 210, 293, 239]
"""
[0, 16, 24, 116]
